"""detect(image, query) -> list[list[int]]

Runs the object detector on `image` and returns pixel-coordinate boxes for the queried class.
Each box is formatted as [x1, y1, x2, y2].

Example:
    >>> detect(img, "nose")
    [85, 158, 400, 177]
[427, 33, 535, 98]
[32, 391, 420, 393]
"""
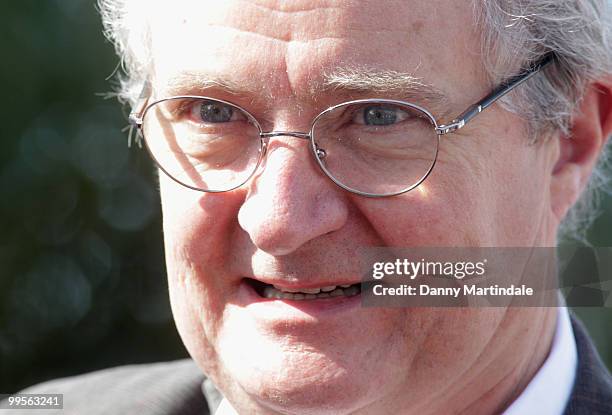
[237, 133, 349, 256]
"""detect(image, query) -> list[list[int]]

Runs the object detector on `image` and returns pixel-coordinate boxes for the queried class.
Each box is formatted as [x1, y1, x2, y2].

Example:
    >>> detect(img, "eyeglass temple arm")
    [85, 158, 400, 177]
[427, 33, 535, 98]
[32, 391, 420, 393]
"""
[436, 53, 555, 135]
[125, 82, 152, 148]
[129, 81, 152, 127]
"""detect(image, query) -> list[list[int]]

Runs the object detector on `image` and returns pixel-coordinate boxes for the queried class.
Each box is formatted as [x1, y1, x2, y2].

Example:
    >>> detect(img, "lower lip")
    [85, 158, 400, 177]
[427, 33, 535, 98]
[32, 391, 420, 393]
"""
[237, 280, 362, 319]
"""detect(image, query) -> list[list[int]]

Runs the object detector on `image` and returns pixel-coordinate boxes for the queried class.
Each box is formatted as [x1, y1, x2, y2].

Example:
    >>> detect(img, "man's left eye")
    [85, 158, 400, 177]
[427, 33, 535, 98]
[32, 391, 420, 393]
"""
[354, 105, 409, 126]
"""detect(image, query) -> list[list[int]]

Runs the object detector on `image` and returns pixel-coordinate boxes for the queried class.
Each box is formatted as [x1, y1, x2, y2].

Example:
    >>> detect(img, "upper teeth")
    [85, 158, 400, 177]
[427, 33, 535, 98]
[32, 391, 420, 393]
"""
[273, 284, 354, 294]
[264, 283, 360, 300]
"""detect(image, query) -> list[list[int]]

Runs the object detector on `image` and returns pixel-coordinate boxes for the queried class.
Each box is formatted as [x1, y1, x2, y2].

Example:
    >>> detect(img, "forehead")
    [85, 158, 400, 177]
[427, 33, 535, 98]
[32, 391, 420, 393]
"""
[147, 0, 485, 109]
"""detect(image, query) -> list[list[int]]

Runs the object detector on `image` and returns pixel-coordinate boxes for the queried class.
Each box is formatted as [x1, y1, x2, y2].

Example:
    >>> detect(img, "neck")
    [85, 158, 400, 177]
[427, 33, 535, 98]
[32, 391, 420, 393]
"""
[357, 307, 559, 415]
[456, 307, 558, 415]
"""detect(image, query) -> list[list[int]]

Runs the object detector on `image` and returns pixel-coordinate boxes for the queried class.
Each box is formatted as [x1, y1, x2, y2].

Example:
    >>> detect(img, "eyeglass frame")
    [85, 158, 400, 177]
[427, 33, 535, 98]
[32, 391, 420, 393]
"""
[128, 53, 554, 198]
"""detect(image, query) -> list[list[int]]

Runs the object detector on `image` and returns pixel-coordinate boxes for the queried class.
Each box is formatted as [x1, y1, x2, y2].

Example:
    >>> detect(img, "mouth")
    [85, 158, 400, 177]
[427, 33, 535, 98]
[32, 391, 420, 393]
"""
[237, 278, 367, 320]
[245, 278, 362, 301]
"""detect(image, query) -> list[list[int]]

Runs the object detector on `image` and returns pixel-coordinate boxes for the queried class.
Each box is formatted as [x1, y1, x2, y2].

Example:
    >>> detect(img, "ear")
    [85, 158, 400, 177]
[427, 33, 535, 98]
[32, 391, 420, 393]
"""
[550, 77, 612, 221]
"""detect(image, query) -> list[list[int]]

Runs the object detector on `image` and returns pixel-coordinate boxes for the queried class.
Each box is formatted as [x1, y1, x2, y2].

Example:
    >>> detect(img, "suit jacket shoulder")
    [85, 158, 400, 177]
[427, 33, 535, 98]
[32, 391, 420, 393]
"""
[2, 360, 211, 415]
[564, 314, 612, 415]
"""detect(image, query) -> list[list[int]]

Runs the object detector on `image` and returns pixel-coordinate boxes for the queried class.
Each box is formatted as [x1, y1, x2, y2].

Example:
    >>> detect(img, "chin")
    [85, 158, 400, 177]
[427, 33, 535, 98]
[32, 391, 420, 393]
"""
[229, 363, 373, 415]
[214, 317, 383, 415]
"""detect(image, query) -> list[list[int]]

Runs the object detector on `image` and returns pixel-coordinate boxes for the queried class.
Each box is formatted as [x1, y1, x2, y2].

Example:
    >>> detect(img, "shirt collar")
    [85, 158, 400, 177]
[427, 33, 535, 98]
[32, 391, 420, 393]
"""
[502, 306, 578, 415]
[215, 397, 239, 415]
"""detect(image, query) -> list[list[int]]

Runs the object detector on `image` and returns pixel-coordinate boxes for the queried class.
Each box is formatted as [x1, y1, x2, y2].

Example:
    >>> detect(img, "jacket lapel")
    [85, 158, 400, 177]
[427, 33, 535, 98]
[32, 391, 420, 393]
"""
[564, 313, 612, 414]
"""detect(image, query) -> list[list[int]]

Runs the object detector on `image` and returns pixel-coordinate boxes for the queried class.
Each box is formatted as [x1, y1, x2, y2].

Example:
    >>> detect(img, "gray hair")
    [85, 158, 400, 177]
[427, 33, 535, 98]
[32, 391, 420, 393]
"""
[98, 0, 612, 244]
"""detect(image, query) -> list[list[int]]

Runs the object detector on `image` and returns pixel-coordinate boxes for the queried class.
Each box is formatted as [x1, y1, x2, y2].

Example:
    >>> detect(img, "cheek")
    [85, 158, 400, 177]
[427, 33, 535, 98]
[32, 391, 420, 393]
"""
[355, 172, 493, 247]
[356, 138, 549, 247]
[159, 174, 245, 369]
[473, 138, 551, 244]
[160, 174, 244, 265]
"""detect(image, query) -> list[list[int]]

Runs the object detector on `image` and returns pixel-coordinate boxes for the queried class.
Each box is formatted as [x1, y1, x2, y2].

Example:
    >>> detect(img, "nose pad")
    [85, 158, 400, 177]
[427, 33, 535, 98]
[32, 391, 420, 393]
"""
[254, 137, 270, 175]
[258, 131, 320, 172]
[315, 143, 327, 160]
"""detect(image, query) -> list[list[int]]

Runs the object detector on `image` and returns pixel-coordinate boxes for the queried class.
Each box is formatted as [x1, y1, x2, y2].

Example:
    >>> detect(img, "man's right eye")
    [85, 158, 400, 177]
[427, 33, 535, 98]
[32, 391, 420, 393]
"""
[190, 100, 244, 124]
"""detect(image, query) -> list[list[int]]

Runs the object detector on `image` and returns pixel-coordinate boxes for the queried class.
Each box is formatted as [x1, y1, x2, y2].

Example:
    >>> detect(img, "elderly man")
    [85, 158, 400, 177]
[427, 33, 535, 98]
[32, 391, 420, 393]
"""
[7, 0, 612, 414]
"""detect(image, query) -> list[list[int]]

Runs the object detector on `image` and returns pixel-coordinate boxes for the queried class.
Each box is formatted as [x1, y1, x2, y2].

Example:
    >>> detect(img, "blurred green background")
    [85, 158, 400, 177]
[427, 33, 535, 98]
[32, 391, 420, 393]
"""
[1, 1, 611, 394]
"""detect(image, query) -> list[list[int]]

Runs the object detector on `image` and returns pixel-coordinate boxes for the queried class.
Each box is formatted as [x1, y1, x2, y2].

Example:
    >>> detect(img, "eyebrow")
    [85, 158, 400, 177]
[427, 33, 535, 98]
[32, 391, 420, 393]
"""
[160, 67, 451, 115]
[162, 73, 266, 99]
[318, 66, 449, 109]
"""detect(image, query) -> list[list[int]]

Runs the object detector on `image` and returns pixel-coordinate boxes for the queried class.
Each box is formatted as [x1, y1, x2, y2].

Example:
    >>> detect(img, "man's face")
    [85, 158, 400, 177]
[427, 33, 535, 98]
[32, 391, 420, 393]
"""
[148, 1, 559, 413]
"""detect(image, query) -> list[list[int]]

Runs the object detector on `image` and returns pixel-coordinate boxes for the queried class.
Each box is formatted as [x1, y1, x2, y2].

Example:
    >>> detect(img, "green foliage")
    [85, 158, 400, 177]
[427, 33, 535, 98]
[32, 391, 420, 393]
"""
[0, 1, 186, 393]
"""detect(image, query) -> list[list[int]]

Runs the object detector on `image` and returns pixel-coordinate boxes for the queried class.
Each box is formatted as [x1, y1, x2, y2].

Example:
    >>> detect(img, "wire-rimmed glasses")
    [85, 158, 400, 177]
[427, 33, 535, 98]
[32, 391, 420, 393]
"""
[129, 54, 553, 197]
